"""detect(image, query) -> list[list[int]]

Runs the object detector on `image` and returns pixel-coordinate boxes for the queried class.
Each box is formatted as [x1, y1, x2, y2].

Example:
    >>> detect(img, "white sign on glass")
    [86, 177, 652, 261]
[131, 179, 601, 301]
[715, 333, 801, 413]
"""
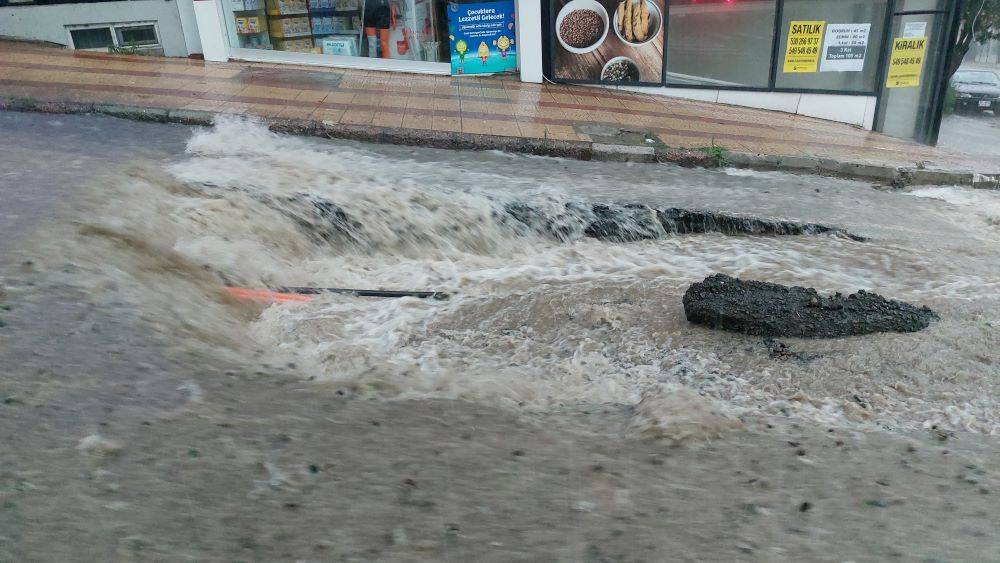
[903, 22, 928, 38]
[820, 23, 871, 72]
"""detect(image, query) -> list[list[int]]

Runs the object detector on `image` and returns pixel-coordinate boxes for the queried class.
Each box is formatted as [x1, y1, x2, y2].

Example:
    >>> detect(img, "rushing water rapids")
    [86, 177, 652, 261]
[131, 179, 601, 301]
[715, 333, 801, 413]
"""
[38, 117, 1000, 439]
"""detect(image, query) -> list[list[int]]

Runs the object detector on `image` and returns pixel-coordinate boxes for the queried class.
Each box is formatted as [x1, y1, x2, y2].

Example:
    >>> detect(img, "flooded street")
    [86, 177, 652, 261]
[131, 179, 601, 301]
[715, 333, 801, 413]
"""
[938, 113, 1000, 159]
[2, 111, 999, 561]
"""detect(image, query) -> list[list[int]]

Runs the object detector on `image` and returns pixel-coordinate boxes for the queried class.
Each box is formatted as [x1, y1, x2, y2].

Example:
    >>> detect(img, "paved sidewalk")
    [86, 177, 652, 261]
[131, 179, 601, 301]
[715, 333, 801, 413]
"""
[1, 40, 997, 184]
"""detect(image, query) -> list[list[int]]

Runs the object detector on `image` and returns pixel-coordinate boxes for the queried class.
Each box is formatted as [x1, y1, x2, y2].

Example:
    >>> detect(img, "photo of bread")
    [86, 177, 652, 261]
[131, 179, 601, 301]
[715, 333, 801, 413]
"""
[615, 0, 660, 46]
[622, 0, 631, 41]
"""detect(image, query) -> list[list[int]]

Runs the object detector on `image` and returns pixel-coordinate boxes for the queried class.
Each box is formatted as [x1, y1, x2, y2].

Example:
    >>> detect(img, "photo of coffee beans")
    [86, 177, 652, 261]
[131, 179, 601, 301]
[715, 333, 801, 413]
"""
[601, 59, 640, 82]
[559, 9, 604, 49]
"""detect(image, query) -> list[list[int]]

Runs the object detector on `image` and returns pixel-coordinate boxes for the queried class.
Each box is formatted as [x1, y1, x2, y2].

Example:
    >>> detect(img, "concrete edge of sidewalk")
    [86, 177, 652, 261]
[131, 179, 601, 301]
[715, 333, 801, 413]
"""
[3, 96, 998, 189]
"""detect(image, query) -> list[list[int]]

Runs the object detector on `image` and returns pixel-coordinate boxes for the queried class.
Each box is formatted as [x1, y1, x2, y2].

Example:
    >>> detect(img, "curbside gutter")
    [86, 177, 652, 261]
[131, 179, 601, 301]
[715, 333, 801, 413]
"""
[2, 96, 997, 189]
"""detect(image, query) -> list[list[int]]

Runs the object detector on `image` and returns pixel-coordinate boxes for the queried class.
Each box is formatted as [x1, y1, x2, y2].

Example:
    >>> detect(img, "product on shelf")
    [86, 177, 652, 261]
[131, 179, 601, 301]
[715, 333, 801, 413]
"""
[270, 16, 311, 37]
[232, 0, 266, 10]
[322, 35, 360, 56]
[273, 37, 315, 51]
[235, 16, 264, 33]
[267, 0, 308, 15]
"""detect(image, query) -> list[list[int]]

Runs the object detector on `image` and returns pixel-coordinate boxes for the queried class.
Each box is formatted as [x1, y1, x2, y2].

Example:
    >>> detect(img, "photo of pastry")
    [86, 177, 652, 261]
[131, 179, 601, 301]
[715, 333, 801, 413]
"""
[551, 0, 663, 83]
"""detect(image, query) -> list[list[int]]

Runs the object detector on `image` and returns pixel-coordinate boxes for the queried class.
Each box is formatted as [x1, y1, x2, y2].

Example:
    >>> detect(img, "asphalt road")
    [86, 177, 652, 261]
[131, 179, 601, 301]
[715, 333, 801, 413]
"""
[1, 110, 998, 562]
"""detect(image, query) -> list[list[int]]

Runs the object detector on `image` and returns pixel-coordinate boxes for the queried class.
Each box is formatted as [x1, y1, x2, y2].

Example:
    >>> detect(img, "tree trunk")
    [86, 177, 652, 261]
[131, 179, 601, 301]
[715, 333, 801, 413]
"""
[947, 31, 975, 80]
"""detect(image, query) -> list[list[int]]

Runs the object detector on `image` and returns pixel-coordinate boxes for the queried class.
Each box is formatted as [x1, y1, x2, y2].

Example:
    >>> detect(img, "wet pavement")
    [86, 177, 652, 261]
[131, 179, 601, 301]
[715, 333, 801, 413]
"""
[1, 111, 1000, 561]
[2, 39, 997, 173]
[938, 113, 1000, 158]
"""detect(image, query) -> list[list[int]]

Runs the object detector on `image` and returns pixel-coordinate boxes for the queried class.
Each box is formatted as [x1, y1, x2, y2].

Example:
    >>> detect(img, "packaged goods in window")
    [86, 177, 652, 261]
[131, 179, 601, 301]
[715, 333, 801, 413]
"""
[311, 16, 328, 33]
[333, 16, 357, 32]
[274, 37, 315, 51]
[270, 16, 311, 37]
[267, 0, 308, 14]
[322, 35, 360, 55]
[245, 35, 273, 48]
[232, 0, 265, 10]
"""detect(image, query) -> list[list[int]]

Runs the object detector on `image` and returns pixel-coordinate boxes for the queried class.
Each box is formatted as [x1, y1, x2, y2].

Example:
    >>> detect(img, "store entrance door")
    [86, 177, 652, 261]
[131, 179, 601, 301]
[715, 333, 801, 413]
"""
[875, 0, 957, 144]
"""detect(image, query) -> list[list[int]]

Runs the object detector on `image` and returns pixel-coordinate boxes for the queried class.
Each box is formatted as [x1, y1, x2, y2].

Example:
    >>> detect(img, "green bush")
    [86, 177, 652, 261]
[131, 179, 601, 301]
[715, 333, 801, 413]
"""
[697, 142, 731, 168]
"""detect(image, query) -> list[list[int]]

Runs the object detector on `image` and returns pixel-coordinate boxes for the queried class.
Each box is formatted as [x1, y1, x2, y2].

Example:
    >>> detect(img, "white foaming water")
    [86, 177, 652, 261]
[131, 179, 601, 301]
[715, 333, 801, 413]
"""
[71, 118, 1000, 437]
[907, 186, 1000, 230]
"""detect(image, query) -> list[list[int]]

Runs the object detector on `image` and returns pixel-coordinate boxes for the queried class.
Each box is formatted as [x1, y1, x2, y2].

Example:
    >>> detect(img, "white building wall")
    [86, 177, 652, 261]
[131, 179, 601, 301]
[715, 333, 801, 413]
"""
[175, 0, 203, 56]
[613, 85, 877, 129]
[0, 1, 190, 57]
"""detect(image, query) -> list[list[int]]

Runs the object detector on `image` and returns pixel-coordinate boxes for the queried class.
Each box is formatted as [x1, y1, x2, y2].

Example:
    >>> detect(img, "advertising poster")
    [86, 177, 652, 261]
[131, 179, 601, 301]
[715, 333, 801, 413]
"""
[448, 1, 518, 75]
[550, 0, 665, 84]
[886, 36, 927, 88]
[820, 23, 870, 73]
[783, 20, 825, 73]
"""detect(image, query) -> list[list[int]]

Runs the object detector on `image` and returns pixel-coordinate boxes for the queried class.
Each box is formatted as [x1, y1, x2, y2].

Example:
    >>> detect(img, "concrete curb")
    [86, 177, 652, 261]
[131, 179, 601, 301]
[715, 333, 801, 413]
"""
[2, 96, 997, 189]
[726, 152, 1000, 189]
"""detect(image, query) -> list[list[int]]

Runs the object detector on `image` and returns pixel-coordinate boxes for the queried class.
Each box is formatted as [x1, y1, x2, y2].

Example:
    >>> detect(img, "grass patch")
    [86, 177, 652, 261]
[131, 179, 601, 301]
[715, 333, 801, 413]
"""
[696, 141, 732, 168]
[108, 45, 152, 56]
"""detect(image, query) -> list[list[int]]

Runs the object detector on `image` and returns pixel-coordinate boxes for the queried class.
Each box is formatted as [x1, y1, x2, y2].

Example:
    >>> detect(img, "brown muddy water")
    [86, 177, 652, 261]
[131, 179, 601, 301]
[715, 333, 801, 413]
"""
[1, 111, 999, 561]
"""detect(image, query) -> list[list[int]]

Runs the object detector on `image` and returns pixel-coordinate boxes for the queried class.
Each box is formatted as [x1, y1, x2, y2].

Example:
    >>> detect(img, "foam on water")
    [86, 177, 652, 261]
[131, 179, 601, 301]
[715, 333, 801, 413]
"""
[66, 117, 1000, 437]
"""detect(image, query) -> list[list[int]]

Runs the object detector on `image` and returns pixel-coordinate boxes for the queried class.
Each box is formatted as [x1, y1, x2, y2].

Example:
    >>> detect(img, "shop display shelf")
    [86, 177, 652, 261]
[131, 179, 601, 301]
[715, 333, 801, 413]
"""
[312, 30, 361, 36]
[307, 7, 361, 13]
[267, 9, 310, 16]
[232, 0, 266, 11]
[270, 31, 314, 38]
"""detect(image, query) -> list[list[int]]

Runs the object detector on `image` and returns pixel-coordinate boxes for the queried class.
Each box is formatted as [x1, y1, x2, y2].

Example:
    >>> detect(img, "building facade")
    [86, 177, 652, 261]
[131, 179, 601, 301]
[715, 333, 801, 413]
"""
[0, 0, 964, 144]
[0, 0, 202, 57]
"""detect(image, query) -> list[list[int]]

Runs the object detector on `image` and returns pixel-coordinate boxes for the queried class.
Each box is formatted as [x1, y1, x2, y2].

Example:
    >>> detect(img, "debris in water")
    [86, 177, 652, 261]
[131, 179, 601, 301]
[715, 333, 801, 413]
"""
[683, 274, 937, 337]
[76, 434, 124, 457]
[224, 286, 449, 304]
[763, 338, 817, 361]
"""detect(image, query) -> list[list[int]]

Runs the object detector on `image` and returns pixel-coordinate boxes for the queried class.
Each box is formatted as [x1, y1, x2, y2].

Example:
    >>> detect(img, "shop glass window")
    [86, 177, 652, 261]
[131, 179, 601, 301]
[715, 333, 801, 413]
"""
[229, 0, 448, 62]
[775, 0, 888, 92]
[665, 0, 777, 88]
[897, 0, 947, 11]
[117, 25, 159, 47]
[69, 27, 115, 50]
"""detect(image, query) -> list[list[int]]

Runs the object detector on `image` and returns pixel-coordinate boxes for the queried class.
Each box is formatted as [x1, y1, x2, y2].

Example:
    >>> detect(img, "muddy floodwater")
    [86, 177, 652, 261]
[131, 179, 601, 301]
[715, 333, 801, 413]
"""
[1, 111, 999, 561]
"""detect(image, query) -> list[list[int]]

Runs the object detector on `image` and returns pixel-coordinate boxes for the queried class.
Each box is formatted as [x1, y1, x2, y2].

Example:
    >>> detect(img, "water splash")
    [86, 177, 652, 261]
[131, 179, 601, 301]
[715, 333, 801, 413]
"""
[61, 117, 1000, 437]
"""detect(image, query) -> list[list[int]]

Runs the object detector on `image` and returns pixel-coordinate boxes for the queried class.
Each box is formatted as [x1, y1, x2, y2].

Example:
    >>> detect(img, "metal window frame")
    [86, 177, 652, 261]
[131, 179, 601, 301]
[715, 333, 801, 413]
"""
[871, 0, 958, 142]
[115, 23, 160, 47]
[545, 0, 905, 97]
[65, 21, 162, 51]
[66, 24, 116, 51]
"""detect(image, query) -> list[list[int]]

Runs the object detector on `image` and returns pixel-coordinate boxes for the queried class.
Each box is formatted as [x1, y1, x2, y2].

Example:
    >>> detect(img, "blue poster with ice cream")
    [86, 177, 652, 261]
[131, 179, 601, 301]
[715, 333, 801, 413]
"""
[448, 1, 517, 75]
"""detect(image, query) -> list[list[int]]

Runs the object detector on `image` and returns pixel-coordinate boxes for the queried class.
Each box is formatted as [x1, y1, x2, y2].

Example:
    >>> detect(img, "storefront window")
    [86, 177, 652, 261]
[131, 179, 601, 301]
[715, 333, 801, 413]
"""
[897, 0, 947, 11]
[775, 0, 888, 92]
[228, 0, 447, 62]
[665, 0, 777, 87]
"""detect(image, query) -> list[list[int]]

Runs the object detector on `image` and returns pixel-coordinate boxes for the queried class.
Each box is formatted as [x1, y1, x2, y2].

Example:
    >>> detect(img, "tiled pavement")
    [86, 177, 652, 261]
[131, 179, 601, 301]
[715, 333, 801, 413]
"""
[0, 39, 994, 172]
